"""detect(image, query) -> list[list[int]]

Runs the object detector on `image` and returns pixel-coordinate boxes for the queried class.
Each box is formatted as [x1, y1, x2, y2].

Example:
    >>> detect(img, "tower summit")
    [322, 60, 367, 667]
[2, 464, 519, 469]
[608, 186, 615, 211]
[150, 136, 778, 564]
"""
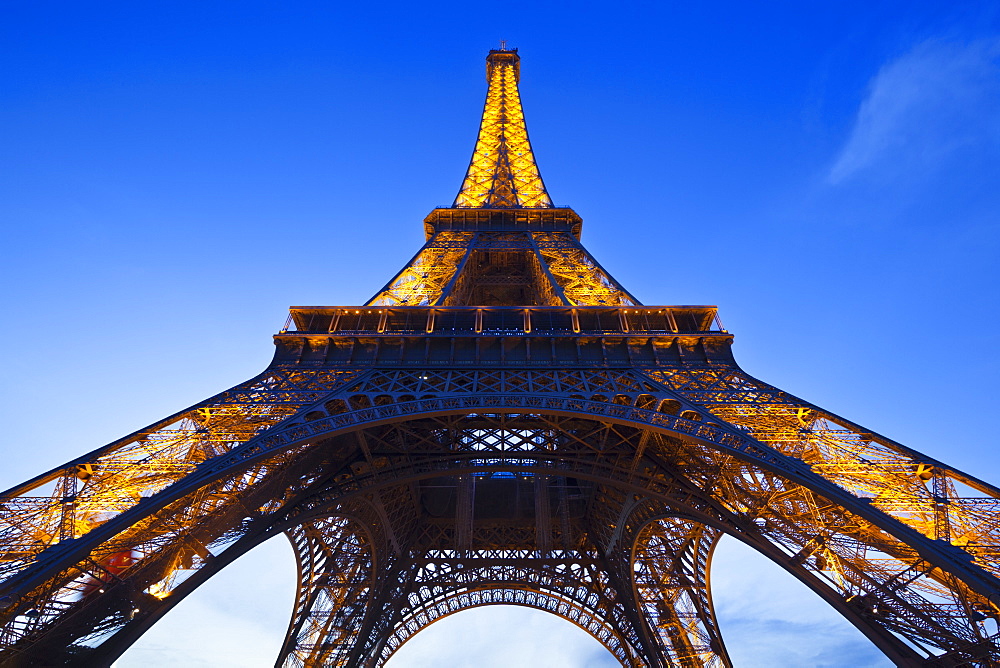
[454, 47, 552, 209]
[0, 49, 998, 667]
[369, 48, 637, 308]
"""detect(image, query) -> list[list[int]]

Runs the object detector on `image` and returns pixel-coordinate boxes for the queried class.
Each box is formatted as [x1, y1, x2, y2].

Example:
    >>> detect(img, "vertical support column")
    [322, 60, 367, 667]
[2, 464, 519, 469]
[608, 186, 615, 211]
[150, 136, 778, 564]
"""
[534, 475, 552, 554]
[57, 473, 78, 542]
[585, 486, 668, 667]
[278, 517, 379, 668]
[931, 469, 952, 543]
[455, 474, 475, 552]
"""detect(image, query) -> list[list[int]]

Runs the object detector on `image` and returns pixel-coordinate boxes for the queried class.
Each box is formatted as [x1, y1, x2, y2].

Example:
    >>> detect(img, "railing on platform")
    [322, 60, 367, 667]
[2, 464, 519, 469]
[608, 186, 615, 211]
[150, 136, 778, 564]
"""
[282, 306, 725, 337]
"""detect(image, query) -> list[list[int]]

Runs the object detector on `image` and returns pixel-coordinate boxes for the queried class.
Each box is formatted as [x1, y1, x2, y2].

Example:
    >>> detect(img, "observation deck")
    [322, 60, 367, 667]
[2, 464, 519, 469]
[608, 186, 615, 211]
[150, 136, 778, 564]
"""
[273, 306, 734, 367]
[423, 208, 582, 239]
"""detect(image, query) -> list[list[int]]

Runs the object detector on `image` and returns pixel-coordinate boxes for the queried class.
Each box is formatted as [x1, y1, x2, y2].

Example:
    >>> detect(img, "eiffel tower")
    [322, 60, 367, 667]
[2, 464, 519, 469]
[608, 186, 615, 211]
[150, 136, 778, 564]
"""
[1, 46, 999, 668]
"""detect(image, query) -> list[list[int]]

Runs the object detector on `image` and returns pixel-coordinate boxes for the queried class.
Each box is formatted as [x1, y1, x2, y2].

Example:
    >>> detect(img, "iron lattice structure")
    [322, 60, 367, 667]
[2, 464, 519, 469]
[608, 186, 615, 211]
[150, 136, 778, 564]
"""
[1, 47, 999, 668]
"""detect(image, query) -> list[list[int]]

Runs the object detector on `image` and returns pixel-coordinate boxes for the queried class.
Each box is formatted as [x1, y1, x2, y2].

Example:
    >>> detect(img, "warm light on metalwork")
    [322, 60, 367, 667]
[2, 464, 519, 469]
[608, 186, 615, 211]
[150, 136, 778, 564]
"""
[454, 48, 553, 209]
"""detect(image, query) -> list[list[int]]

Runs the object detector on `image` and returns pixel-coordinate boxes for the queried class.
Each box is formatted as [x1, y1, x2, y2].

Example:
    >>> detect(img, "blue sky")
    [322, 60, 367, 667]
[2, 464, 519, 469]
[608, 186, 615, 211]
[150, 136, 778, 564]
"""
[2, 1, 998, 665]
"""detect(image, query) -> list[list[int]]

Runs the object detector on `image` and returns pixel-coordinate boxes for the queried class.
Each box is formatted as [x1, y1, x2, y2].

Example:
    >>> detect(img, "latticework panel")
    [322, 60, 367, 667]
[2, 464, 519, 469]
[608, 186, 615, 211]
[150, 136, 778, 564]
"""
[0, 369, 357, 585]
[0, 441, 326, 663]
[534, 232, 637, 306]
[437, 232, 569, 306]
[366, 232, 473, 306]
[346, 367, 661, 397]
[646, 367, 1000, 582]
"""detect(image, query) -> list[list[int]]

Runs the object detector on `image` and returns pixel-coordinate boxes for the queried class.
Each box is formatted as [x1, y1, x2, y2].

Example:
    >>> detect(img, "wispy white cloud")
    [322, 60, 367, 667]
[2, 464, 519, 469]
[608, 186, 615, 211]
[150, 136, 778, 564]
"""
[829, 38, 1000, 184]
[711, 537, 891, 667]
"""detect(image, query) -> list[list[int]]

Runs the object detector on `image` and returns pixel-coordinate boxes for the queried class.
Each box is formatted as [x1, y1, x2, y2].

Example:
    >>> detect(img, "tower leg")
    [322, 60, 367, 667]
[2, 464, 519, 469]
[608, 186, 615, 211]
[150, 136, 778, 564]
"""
[278, 516, 378, 667]
[632, 517, 731, 668]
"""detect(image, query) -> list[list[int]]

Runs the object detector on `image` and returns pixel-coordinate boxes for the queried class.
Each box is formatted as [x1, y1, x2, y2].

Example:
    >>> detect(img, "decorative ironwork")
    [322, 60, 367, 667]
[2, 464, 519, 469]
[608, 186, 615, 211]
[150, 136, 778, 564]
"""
[0, 47, 998, 668]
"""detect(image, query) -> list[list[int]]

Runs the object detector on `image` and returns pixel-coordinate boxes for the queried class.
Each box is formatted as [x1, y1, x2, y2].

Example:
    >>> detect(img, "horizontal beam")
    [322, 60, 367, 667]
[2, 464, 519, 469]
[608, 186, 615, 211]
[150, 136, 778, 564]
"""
[423, 208, 582, 238]
[272, 333, 735, 366]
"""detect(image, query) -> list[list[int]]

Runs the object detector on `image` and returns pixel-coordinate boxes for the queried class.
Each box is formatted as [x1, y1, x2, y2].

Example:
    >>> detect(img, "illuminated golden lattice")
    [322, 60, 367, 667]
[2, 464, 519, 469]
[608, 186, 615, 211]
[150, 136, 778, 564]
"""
[648, 367, 1000, 576]
[367, 232, 473, 306]
[0, 370, 356, 583]
[453, 49, 552, 209]
[534, 232, 636, 305]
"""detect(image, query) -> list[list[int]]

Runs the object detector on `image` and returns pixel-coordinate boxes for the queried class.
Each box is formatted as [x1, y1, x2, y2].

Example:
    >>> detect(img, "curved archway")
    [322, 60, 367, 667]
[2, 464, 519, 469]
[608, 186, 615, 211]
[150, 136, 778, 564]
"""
[384, 605, 618, 667]
[381, 588, 636, 666]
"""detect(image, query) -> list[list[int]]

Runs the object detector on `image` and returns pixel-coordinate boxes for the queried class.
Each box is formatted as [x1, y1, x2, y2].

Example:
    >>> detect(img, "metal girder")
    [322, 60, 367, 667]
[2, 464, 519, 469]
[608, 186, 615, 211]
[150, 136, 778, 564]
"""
[532, 232, 638, 306]
[648, 366, 1000, 578]
[367, 232, 474, 306]
[366, 231, 637, 308]
[0, 368, 358, 587]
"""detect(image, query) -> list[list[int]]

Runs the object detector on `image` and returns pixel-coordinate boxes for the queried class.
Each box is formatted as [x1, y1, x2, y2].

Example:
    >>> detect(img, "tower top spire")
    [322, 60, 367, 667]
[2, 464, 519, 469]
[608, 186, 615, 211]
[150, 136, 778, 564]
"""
[453, 48, 553, 209]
